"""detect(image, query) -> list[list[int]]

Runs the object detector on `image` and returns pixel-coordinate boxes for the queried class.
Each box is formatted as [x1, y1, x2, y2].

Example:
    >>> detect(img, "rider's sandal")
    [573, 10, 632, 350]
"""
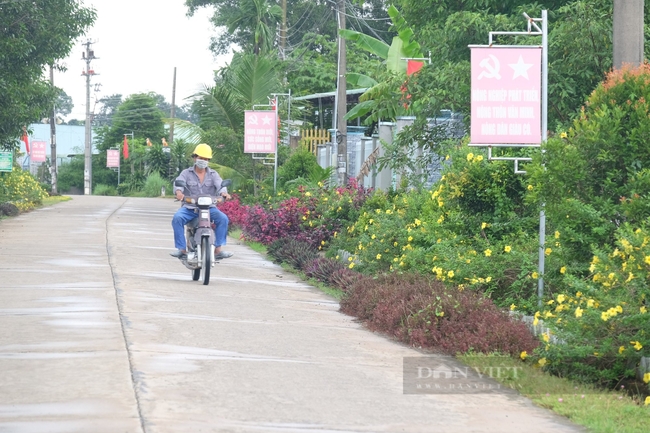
[214, 251, 233, 260]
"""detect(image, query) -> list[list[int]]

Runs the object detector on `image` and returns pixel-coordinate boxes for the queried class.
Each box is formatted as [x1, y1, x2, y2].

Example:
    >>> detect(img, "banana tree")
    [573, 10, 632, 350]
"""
[339, 5, 425, 123]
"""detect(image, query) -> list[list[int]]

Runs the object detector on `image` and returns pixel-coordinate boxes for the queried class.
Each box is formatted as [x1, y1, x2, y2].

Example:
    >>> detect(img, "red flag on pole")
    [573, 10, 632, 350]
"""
[21, 130, 30, 154]
[407, 60, 424, 76]
[123, 135, 129, 159]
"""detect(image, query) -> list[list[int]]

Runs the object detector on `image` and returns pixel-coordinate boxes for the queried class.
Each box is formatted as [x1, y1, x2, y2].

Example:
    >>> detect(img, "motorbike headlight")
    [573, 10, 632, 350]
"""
[197, 196, 213, 206]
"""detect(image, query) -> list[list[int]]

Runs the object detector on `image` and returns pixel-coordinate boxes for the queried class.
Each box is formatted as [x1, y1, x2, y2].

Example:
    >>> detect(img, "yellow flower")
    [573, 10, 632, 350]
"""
[575, 307, 583, 318]
[619, 346, 625, 354]
[504, 245, 512, 253]
[371, 234, 376, 239]
[376, 254, 382, 260]
[305, 192, 311, 197]
[587, 299, 595, 308]
[408, 236, 413, 242]
[467, 153, 474, 161]
[476, 155, 484, 162]
[484, 249, 492, 257]
[527, 185, 533, 191]
[545, 248, 552, 256]
[557, 294, 566, 304]
[538, 358, 547, 367]
[631, 341, 643, 351]
[554, 231, 560, 239]
[641, 306, 647, 314]
[542, 333, 549, 342]
[533, 317, 539, 326]
[532, 272, 539, 279]
[643, 373, 650, 384]
[414, 218, 421, 226]
[560, 132, 567, 139]
[601, 311, 610, 321]
[520, 351, 528, 360]
[348, 263, 355, 269]
[510, 304, 516, 311]
[644, 255, 650, 265]
[348, 257, 353, 262]
[447, 270, 455, 278]
[481, 222, 487, 229]
[645, 396, 650, 406]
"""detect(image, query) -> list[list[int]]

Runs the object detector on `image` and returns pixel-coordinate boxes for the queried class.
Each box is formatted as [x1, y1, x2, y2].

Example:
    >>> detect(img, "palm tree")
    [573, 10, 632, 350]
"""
[226, 0, 283, 55]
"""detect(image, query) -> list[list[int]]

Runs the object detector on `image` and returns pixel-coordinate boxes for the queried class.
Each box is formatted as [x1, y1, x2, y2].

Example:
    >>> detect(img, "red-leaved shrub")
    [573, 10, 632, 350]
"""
[218, 195, 247, 229]
[341, 273, 538, 356]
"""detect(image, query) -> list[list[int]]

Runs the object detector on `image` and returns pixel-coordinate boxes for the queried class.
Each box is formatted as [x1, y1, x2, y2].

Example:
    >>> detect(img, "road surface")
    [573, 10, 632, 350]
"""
[0, 196, 584, 433]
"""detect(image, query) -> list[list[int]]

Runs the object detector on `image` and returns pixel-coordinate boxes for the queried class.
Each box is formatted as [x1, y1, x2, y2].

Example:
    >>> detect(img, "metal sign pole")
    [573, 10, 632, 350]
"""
[468, 11, 548, 305]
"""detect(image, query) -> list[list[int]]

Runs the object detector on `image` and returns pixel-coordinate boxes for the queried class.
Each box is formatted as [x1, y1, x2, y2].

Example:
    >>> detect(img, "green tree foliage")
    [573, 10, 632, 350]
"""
[276, 145, 321, 188]
[0, 0, 96, 149]
[100, 93, 166, 151]
[185, 0, 391, 56]
[528, 64, 650, 264]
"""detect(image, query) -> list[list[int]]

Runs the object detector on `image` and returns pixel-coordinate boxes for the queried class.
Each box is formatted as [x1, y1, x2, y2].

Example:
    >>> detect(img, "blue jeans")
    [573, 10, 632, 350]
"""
[172, 206, 229, 251]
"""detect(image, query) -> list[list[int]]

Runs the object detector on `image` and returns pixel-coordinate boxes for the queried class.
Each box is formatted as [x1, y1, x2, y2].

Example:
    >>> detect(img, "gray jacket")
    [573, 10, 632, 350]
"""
[174, 166, 227, 209]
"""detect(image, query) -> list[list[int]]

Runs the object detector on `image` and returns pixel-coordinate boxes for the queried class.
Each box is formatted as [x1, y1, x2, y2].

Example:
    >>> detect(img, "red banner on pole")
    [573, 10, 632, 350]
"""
[123, 135, 129, 159]
[407, 60, 424, 76]
[21, 131, 30, 154]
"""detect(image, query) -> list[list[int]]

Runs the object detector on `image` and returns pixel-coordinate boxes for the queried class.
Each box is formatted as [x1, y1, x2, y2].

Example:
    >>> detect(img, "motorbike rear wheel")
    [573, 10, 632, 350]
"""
[200, 237, 211, 285]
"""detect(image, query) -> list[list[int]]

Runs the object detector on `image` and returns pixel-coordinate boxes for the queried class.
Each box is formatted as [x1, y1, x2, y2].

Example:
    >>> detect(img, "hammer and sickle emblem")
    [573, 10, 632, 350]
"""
[477, 55, 501, 80]
[248, 114, 259, 125]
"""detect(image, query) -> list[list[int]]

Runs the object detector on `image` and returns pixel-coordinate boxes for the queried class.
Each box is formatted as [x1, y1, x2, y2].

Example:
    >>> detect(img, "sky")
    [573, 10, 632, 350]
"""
[55, 0, 233, 121]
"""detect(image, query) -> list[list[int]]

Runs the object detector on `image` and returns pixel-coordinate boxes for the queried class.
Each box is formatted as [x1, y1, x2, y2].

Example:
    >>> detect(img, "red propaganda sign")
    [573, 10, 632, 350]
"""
[30, 140, 47, 162]
[244, 110, 277, 153]
[107, 149, 120, 168]
[470, 47, 542, 144]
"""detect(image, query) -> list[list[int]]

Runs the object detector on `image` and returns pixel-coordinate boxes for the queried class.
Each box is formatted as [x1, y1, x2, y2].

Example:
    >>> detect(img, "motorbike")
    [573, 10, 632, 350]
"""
[173, 179, 232, 285]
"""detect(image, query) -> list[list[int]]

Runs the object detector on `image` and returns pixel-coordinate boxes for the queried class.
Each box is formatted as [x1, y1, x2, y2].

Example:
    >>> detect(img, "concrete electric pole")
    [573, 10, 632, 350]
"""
[49, 65, 58, 195]
[613, 0, 644, 69]
[336, 0, 348, 186]
[82, 40, 98, 195]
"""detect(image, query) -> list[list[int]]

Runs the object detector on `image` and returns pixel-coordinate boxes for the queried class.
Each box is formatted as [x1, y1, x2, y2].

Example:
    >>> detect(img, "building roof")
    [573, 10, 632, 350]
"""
[293, 88, 369, 101]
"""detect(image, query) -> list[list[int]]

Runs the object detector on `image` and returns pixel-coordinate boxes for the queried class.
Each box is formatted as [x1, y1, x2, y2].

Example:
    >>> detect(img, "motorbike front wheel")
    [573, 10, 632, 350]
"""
[200, 237, 211, 285]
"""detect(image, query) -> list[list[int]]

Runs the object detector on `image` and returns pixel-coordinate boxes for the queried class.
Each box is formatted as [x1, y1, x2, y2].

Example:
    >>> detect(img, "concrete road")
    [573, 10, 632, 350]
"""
[0, 196, 584, 433]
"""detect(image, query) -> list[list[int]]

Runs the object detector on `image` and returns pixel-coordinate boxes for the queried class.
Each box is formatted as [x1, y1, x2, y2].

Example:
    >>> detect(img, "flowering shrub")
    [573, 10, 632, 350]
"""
[341, 273, 539, 356]
[528, 223, 650, 387]
[528, 63, 650, 263]
[0, 169, 49, 212]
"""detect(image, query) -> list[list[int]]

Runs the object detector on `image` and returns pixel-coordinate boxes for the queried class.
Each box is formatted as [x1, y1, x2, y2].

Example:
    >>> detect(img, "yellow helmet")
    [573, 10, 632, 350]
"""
[193, 143, 213, 159]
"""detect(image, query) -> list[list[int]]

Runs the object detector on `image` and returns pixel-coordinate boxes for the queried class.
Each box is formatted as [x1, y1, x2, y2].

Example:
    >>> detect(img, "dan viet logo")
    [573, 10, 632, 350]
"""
[403, 356, 522, 394]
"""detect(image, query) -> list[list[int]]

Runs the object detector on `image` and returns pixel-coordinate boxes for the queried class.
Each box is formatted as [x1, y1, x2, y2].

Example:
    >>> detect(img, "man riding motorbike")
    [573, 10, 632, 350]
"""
[170, 143, 233, 260]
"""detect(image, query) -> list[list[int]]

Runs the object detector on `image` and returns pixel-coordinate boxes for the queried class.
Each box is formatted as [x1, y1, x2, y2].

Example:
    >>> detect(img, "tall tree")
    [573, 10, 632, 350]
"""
[99, 93, 166, 151]
[0, 0, 96, 149]
[185, 0, 391, 56]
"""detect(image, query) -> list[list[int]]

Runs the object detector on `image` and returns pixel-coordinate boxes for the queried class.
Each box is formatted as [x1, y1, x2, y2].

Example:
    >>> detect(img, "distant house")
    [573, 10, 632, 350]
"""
[19, 123, 97, 169]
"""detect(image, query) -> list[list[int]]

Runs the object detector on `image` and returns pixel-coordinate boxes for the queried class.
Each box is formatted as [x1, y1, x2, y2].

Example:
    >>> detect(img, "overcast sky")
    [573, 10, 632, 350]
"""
[55, 0, 232, 121]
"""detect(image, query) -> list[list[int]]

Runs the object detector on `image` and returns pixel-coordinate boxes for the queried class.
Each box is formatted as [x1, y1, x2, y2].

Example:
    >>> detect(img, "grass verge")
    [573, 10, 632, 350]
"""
[457, 353, 650, 433]
[42, 195, 72, 206]
[229, 228, 267, 255]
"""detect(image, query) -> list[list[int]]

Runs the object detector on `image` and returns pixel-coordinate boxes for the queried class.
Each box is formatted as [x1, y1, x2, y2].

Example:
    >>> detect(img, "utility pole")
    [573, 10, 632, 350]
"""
[49, 65, 58, 195]
[82, 40, 98, 195]
[169, 67, 177, 143]
[336, 0, 348, 186]
[280, 0, 287, 60]
[613, 0, 644, 69]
